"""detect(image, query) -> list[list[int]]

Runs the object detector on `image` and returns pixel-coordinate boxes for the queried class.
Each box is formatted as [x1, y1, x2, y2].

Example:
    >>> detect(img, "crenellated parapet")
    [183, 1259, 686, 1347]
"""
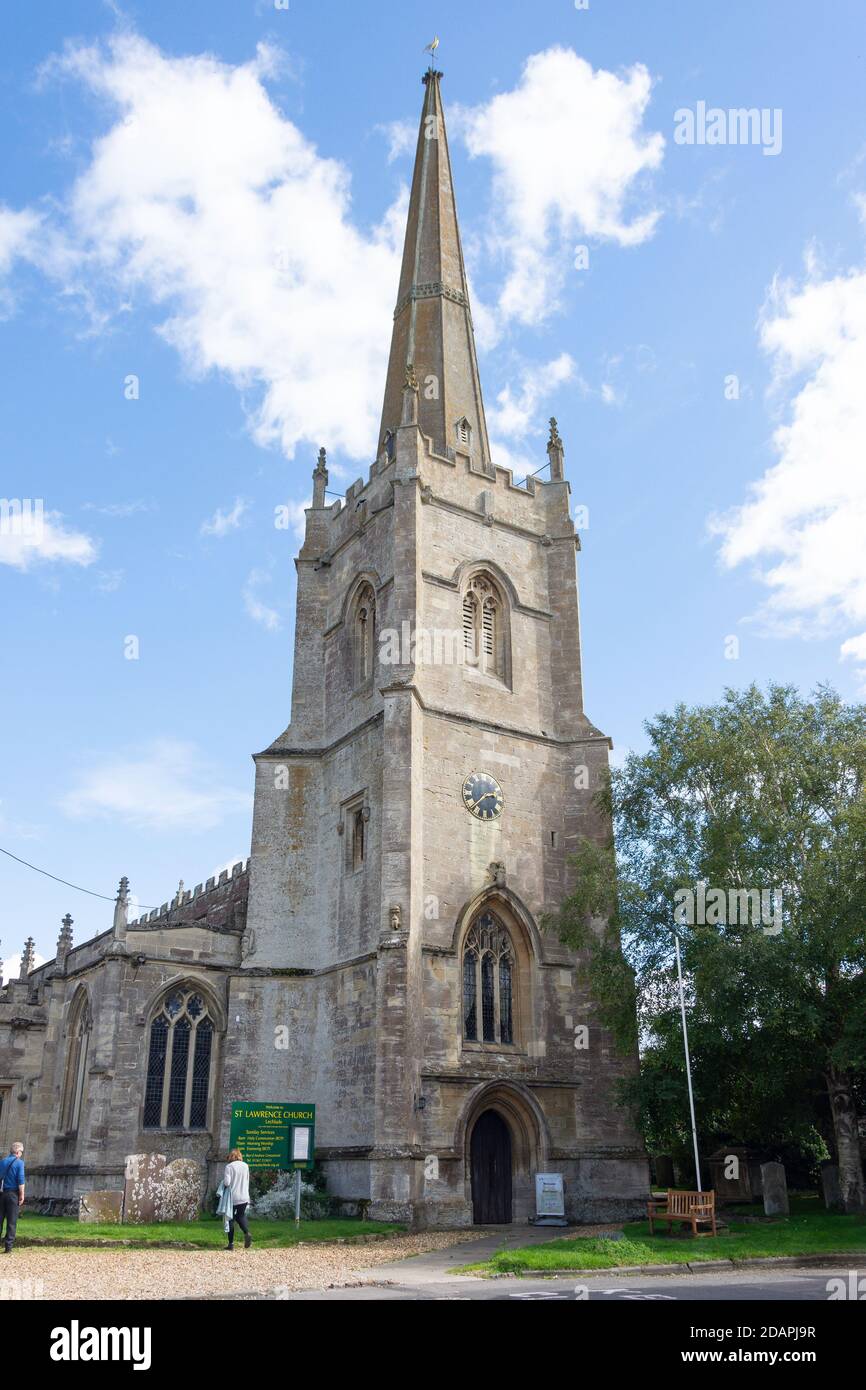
[127, 858, 250, 935]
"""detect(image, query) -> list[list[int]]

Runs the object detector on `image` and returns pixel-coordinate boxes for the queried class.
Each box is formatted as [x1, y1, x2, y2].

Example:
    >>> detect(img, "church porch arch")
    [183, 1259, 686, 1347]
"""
[457, 1080, 550, 1224]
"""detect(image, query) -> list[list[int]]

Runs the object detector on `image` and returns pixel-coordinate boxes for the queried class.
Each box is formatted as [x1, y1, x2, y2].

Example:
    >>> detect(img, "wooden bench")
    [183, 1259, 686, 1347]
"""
[647, 1189, 717, 1237]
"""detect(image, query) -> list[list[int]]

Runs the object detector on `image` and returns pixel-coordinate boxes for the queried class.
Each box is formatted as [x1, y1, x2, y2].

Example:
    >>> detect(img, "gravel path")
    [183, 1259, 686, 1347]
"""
[4, 1231, 483, 1300]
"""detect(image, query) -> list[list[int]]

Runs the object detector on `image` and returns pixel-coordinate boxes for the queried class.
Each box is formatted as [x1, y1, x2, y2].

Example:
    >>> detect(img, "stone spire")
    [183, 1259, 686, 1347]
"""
[20, 937, 36, 977]
[56, 913, 74, 971]
[377, 69, 491, 469]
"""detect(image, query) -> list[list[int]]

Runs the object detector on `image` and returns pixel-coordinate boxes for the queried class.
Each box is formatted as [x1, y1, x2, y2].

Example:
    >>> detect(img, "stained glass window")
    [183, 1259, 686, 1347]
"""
[143, 1015, 168, 1128]
[461, 913, 515, 1046]
[189, 1018, 213, 1129]
[166, 1016, 190, 1127]
[463, 949, 477, 1040]
[499, 957, 513, 1045]
[143, 988, 214, 1130]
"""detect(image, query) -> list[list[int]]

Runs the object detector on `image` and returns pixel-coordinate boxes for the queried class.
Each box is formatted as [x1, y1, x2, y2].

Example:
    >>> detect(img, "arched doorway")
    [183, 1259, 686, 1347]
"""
[470, 1110, 512, 1223]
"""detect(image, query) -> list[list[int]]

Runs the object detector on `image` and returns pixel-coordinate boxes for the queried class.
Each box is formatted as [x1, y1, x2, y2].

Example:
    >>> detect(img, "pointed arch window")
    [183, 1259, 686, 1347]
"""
[354, 584, 376, 688]
[462, 912, 514, 1045]
[60, 992, 91, 1135]
[462, 574, 506, 680]
[143, 987, 215, 1130]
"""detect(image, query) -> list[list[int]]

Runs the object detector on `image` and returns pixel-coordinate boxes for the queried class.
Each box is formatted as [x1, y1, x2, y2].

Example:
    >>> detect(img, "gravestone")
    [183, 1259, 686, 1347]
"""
[654, 1155, 675, 1188]
[760, 1161, 789, 1216]
[819, 1163, 843, 1212]
[708, 1146, 758, 1200]
[79, 1190, 124, 1224]
[156, 1158, 202, 1222]
[123, 1152, 166, 1224]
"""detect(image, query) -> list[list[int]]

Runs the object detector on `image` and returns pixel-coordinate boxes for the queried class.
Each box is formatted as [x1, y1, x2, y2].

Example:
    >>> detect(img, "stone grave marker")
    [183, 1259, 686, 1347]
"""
[123, 1152, 166, 1224]
[761, 1161, 789, 1217]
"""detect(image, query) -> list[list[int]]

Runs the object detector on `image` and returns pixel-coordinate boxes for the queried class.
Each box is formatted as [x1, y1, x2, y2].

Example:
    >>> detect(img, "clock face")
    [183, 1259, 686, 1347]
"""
[462, 771, 504, 821]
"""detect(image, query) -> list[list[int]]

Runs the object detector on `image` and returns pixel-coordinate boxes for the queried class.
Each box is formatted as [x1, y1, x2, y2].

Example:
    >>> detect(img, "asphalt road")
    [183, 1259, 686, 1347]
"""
[278, 1267, 854, 1300]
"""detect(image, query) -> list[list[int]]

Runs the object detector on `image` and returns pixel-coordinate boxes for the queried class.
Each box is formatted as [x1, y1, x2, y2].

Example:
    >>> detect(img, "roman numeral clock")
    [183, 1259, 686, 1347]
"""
[461, 771, 504, 821]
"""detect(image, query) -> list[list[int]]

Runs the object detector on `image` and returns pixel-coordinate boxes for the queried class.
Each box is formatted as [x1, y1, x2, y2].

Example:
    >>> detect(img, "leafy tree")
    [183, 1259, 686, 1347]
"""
[547, 684, 866, 1211]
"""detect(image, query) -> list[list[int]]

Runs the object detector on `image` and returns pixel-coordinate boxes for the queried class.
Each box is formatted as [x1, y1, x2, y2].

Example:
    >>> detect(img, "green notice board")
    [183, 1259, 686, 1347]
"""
[229, 1101, 316, 1170]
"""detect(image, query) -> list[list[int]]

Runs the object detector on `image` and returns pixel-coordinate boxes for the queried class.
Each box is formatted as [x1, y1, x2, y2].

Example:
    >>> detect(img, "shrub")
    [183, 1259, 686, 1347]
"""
[251, 1171, 334, 1221]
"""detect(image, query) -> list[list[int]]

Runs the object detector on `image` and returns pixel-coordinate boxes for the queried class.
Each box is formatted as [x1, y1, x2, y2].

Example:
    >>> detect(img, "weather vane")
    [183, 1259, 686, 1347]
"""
[424, 36, 440, 69]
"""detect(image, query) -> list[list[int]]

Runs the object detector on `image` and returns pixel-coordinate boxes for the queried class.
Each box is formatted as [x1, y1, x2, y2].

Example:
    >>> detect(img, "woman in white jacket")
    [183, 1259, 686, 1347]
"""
[223, 1148, 253, 1250]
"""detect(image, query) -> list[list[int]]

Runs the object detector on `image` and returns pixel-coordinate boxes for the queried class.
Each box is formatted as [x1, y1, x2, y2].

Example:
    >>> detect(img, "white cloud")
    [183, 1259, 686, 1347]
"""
[242, 567, 281, 630]
[82, 499, 152, 516]
[377, 119, 415, 163]
[0, 206, 42, 286]
[276, 497, 312, 543]
[458, 47, 664, 326]
[841, 633, 866, 691]
[0, 506, 97, 571]
[488, 353, 578, 440]
[34, 33, 403, 461]
[58, 738, 251, 832]
[0, 37, 666, 464]
[487, 354, 586, 480]
[200, 497, 248, 537]
[210, 855, 247, 880]
[94, 568, 124, 592]
[2, 950, 46, 982]
[711, 250, 866, 683]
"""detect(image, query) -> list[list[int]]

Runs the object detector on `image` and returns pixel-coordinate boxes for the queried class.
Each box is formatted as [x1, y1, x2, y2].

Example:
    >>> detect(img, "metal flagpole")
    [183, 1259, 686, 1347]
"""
[294, 1168, 301, 1227]
[674, 928, 702, 1189]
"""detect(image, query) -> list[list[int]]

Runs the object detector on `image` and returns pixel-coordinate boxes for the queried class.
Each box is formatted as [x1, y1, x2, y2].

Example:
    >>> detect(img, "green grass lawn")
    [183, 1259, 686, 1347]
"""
[15, 1212, 403, 1249]
[461, 1205, 866, 1275]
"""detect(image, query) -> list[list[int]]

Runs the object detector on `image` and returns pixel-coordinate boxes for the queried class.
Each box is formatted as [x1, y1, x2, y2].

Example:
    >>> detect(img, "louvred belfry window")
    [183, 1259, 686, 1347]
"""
[462, 913, 514, 1045]
[462, 574, 505, 678]
[463, 591, 478, 659]
[143, 988, 215, 1130]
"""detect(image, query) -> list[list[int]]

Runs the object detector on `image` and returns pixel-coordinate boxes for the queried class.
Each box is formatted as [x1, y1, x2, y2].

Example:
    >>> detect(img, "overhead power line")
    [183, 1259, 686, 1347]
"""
[0, 845, 156, 909]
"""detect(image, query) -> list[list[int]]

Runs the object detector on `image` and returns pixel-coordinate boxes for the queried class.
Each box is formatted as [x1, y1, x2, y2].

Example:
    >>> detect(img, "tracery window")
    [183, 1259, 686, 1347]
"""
[354, 584, 375, 687]
[60, 992, 91, 1134]
[143, 988, 214, 1130]
[462, 912, 514, 1045]
[462, 574, 505, 678]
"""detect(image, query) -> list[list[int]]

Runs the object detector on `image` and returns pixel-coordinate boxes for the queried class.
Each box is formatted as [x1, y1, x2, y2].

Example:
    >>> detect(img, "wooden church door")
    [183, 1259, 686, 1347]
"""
[471, 1110, 513, 1223]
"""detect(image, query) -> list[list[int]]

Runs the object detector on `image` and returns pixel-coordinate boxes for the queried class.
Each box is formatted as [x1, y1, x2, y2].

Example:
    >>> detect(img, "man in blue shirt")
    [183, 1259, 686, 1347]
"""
[0, 1142, 25, 1253]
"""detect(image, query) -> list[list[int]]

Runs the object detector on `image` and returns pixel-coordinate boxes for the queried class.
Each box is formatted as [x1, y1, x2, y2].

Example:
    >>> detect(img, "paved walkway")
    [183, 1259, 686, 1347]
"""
[355, 1223, 617, 1287]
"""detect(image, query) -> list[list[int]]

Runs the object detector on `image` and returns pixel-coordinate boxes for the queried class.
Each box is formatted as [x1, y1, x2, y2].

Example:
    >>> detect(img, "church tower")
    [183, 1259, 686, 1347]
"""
[225, 69, 648, 1225]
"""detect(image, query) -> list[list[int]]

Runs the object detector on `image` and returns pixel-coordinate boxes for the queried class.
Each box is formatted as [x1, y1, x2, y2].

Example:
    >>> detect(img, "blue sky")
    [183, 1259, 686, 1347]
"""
[2, 0, 866, 967]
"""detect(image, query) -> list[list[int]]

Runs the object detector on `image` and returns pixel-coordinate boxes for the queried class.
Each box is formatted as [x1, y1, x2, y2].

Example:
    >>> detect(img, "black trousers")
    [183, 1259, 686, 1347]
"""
[227, 1202, 250, 1246]
[0, 1191, 19, 1250]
